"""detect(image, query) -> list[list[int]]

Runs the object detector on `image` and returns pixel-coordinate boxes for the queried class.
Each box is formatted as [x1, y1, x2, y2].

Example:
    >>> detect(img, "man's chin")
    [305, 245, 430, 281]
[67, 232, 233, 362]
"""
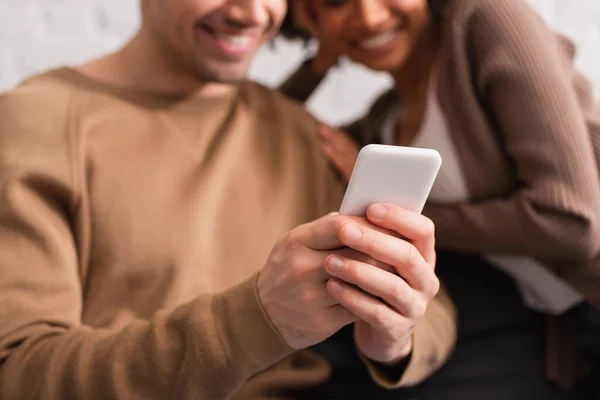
[202, 75, 246, 85]
[195, 62, 249, 85]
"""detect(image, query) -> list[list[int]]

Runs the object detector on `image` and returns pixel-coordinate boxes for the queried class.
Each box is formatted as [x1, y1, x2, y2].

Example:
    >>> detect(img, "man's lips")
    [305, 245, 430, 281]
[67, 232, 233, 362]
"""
[196, 23, 261, 58]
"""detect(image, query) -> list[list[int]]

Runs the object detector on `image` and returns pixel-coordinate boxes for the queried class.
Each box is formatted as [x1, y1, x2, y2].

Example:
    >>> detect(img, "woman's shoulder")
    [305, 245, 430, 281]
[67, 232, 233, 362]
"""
[441, 0, 577, 69]
[444, 0, 553, 41]
[448, 0, 538, 21]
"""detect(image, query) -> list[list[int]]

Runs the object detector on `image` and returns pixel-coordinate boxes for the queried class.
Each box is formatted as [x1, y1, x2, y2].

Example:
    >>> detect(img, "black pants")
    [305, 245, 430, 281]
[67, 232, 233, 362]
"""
[303, 251, 577, 400]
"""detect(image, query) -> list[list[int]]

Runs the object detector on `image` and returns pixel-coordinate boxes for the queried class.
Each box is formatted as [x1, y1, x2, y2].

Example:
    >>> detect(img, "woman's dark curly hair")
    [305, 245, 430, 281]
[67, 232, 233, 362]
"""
[279, 0, 448, 41]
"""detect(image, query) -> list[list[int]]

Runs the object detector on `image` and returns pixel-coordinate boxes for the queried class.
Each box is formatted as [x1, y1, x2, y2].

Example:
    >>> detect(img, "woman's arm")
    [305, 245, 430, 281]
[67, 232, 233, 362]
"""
[425, 0, 600, 262]
[279, 53, 337, 103]
[278, 0, 339, 103]
[279, 57, 328, 103]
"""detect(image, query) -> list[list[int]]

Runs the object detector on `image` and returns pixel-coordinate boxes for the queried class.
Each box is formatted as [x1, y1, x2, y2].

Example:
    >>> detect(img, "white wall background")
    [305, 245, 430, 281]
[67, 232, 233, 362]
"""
[1, 0, 599, 125]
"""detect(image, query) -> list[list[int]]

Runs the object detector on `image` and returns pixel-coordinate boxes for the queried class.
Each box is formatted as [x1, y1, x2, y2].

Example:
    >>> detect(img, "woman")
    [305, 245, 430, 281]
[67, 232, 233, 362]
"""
[279, 0, 600, 398]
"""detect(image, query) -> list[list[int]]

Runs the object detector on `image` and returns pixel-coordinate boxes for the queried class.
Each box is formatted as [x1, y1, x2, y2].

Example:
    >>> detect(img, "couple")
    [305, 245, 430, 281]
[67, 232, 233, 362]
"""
[0, 1, 598, 400]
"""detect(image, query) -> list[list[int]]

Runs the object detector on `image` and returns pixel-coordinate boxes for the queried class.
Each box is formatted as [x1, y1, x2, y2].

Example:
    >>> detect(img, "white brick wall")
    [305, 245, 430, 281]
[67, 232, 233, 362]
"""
[1, 0, 598, 124]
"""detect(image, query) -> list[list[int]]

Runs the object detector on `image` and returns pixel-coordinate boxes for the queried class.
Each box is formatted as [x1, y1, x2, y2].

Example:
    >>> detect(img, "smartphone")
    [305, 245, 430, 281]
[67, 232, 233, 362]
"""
[339, 144, 442, 217]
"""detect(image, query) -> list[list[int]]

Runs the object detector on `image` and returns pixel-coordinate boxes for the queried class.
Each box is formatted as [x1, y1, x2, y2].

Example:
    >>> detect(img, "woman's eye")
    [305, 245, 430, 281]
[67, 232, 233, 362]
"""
[319, 0, 350, 8]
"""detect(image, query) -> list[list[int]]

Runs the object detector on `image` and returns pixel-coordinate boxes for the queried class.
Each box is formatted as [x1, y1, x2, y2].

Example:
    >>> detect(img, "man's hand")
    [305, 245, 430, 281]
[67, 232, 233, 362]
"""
[324, 204, 439, 365]
[257, 214, 359, 350]
[257, 204, 439, 362]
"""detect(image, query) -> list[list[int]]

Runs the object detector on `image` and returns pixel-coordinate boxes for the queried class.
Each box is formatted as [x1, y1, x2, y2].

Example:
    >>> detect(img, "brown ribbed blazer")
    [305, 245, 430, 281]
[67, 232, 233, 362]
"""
[281, 0, 600, 387]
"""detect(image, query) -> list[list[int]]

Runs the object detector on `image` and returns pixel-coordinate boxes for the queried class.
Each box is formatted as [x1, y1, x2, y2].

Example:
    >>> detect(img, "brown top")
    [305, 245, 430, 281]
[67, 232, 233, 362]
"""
[0, 67, 456, 399]
[281, 0, 600, 387]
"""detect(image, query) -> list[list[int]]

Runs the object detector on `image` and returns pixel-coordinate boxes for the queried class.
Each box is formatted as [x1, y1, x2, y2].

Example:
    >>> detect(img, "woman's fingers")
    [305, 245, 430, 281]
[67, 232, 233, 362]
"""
[319, 125, 359, 182]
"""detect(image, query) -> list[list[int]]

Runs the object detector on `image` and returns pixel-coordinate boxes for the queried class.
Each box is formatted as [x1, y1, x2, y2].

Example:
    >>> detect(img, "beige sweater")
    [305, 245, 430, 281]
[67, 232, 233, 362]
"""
[281, 0, 600, 386]
[0, 68, 456, 399]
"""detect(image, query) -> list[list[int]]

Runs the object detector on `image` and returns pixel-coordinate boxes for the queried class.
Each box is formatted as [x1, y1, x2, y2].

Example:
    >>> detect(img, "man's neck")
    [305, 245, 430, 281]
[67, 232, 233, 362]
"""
[78, 30, 235, 97]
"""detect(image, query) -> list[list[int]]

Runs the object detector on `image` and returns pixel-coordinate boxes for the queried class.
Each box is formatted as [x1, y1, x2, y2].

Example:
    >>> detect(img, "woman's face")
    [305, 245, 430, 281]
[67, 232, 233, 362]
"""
[312, 0, 431, 72]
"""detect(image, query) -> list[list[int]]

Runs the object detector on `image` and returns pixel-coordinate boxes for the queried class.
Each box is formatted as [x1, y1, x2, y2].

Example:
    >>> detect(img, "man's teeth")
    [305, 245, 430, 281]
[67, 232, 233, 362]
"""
[214, 33, 251, 47]
[359, 31, 397, 50]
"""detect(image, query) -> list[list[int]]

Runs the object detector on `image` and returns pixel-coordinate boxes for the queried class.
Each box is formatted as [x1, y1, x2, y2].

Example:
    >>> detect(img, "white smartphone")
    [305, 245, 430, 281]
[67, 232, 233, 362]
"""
[339, 144, 442, 216]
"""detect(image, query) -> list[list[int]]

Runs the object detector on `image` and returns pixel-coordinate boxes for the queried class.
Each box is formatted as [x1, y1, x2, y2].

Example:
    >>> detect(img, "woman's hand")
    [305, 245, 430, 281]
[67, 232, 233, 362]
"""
[318, 124, 360, 183]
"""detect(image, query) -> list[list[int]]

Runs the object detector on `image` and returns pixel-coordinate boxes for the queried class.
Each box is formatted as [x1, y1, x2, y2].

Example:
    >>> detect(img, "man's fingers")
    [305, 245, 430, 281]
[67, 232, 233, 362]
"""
[325, 255, 422, 317]
[300, 285, 340, 308]
[337, 221, 436, 293]
[327, 304, 359, 327]
[292, 214, 345, 250]
[293, 214, 380, 251]
[332, 247, 395, 274]
[288, 216, 392, 282]
[327, 279, 406, 337]
[366, 204, 436, 265]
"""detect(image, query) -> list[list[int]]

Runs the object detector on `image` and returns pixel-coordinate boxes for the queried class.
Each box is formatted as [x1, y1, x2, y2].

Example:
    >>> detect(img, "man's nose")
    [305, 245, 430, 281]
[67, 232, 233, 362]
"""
[223, 0, 270, 29]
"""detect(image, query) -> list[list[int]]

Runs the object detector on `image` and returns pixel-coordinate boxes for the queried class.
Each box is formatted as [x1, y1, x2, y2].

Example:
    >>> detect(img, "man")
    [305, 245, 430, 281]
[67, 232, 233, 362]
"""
[0, 0, 456, 398]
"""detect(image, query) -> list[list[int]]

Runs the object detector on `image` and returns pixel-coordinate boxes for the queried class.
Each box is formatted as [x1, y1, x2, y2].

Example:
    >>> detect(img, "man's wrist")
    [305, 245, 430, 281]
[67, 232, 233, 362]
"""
[355, 333, 414, 386]
[377, 336, 413, 368]
[368, 339, 413, 383]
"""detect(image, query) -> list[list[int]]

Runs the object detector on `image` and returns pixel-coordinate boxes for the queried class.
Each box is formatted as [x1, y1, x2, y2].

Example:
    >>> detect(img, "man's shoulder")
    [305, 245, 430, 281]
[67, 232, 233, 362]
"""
[1, 68, 80, 130]
[0, 68, 82, 158]
[242, 80, 320, 129]
[3, 67, 78, 102]
[241, 80, 345, 212]
[241, 80, 326, 155]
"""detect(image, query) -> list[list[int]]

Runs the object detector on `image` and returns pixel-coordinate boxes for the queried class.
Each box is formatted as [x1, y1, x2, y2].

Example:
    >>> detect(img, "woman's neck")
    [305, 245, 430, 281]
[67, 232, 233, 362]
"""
[390, 25, 442, 102]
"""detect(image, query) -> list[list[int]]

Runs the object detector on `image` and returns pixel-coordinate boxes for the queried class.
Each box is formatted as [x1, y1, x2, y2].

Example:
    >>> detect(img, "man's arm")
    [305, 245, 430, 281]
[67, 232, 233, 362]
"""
[0, 88, 298, 399]
[0, 144, 292, 400]
[0, 89, 375, 398]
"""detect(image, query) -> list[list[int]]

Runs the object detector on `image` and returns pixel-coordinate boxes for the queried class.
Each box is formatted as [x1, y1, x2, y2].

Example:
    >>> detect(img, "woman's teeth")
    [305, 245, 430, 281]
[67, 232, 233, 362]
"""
[359, 30, 398, 50]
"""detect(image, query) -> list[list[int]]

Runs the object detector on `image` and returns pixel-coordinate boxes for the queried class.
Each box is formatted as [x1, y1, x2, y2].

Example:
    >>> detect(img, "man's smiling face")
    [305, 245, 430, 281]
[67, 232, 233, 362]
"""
[142, 0, 287, 83]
